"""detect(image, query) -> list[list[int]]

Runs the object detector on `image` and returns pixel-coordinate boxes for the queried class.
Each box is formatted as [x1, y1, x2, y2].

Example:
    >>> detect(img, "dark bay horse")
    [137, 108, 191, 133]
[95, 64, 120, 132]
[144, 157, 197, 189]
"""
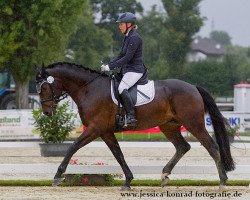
[36, 62, 235, 189]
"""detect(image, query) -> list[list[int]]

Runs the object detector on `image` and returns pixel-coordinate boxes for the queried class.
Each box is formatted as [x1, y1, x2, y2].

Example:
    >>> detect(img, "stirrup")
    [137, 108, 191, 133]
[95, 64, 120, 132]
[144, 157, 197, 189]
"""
[123, 115, 137, 128]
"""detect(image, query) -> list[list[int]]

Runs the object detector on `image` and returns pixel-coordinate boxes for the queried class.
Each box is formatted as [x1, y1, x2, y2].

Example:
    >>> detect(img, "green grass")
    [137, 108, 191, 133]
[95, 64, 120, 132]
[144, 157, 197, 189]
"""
[70, 130, 250, 142]
[114, 180, 249, 187]
[114, 132, 166, 141]
[0, 180, 53, 186]
[242, 131, 250, 136]
[113, 132, 250, 142]
[0, 179, 248, 187]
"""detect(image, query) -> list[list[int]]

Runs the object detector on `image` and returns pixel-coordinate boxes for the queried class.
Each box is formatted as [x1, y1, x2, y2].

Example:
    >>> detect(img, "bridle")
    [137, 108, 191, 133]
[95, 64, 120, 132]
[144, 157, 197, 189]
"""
[36, 75, 68, 108]
[36, 70, 105, 109]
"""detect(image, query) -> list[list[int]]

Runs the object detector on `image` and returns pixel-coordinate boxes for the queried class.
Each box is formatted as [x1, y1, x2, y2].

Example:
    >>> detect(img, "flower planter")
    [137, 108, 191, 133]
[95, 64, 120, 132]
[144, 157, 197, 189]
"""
[33, 102, 76, 155]
[39, 142, 72, 157]
[63, 174, 113, 186]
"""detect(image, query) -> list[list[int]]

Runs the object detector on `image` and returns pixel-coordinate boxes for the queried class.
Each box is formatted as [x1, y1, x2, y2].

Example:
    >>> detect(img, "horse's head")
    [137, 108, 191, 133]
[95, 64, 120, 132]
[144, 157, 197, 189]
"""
[36, 66, 67, 116]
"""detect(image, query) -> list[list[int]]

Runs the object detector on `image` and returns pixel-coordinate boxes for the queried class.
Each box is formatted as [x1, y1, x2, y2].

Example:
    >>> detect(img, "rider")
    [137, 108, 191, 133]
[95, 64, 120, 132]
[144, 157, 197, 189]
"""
[101, 12, 146, 127]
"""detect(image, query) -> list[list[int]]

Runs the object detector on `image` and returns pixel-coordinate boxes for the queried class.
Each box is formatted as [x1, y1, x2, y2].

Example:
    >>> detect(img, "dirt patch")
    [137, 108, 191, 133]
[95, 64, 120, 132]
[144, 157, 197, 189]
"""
[0, 186, 249, 200]
[0, 145, 249, 181]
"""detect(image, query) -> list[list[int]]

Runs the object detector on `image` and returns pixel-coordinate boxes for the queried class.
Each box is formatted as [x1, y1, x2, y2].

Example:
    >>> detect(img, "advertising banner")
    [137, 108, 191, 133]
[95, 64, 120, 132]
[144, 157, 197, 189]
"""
[0, 110, 38, 140]
[205, 112, 249, 133]
[0, 109, 82, 140]
[0, 110, 249, 140]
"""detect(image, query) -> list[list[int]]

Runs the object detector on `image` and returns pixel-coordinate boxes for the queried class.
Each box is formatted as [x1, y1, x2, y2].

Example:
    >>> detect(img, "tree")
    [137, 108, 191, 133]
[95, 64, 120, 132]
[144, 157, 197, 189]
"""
[183, 59, 233, 96]
[225, 46, 250, 83]
[67, 12, 112, 69]
[91, 0, 143, 24]
[0, 0, 88, 108]
[161, 0, 203, 78]
[210, 30, 232, 46]
[137, 6, 169, 79]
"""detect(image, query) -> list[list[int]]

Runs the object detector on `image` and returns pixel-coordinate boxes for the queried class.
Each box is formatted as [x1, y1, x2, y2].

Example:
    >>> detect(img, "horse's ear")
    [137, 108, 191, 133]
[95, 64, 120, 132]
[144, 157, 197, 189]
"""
[35, 65, 40, 71]
[41, 64, 46, 76]
[35, 65, 42, 80]
[35, 66, 39, 73]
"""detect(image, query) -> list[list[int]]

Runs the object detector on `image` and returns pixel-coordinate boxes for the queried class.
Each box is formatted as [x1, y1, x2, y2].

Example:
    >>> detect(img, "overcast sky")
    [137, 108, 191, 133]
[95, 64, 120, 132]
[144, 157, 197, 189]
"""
[139, 0, 250, 47]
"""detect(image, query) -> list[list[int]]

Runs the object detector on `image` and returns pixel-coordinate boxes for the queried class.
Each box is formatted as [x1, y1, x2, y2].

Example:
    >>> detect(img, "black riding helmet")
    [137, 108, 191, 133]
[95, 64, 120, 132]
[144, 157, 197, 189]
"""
[116, 12, 136, 34]
[116, 12, 136, 24]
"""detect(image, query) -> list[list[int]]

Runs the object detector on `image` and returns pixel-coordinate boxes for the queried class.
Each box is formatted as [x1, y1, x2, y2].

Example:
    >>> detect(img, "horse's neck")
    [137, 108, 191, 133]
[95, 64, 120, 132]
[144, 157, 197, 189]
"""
[49, 67, 109, 101]
[49, 67, 95, 86]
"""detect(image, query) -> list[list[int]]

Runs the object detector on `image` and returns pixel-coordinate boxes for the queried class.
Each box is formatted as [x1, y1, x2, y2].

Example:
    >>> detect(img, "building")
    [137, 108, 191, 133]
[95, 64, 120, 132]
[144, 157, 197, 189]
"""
[187, 36, 227, 62]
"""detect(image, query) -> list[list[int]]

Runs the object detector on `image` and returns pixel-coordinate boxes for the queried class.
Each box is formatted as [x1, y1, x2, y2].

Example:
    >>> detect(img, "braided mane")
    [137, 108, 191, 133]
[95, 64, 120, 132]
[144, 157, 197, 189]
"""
[46, 62, 109, 77]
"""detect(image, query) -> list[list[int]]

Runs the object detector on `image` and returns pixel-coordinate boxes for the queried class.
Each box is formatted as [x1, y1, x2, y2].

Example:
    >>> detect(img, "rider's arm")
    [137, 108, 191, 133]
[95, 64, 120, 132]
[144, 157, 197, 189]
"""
[110, 51, 123, 64]
[108, 36, 141, 70]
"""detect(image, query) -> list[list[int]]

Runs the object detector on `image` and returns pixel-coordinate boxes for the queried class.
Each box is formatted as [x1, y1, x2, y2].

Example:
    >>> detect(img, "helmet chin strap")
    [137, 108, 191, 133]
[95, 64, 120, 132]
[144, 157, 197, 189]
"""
[124, 23, 133, 35]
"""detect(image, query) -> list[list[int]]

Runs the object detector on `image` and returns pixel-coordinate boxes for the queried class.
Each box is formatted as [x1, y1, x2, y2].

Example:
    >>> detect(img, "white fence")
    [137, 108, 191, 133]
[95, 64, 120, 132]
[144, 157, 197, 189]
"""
[0, 142, 249, 176]
[0, 164, 249, 175]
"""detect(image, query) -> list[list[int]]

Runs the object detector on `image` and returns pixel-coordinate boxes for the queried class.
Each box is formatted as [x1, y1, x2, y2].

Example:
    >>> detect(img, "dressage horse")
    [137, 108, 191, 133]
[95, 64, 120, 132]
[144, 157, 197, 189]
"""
[36, 62, 235, 189]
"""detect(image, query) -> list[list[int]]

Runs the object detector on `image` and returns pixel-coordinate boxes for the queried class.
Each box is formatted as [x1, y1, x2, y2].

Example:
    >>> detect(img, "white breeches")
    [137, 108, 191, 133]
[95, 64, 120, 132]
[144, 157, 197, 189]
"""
[118, 72, 143, 94]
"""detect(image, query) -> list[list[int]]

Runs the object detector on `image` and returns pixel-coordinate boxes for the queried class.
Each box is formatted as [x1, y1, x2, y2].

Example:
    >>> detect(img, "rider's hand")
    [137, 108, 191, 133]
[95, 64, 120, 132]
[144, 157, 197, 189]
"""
[100, 64, 110, 72]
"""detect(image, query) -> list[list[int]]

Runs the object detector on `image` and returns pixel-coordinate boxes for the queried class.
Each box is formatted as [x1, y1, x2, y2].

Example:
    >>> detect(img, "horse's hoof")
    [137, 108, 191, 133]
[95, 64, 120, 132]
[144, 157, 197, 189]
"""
[219, 184, 227, 191]
[52, 178, 64, 186]
[120, 186, 131, 191]
[161, 177, 170, 187]
[219, 179, 227, 191]
[161, 173, 170, 187]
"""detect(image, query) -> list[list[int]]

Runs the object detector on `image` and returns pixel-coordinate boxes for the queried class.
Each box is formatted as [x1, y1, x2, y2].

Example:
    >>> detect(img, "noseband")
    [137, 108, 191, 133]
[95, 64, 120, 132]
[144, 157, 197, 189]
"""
[36, 76, 68, 107]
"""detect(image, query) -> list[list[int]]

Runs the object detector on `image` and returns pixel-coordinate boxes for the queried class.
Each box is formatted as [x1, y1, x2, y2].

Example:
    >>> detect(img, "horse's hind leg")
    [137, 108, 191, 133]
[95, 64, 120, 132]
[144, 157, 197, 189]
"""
[101, 133, 133, 190]
[190, 127, 228, 186]
[159, 123, 191, 186]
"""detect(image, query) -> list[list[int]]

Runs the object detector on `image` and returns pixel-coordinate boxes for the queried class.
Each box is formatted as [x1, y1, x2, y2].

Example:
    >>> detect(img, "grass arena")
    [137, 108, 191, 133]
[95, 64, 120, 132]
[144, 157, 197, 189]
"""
[0, 141, 249, 199]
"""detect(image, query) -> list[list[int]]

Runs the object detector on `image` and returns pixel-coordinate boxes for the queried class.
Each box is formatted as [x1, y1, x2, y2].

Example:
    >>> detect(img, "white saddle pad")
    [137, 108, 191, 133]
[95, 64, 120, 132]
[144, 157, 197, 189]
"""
[111, 80, 155, 107]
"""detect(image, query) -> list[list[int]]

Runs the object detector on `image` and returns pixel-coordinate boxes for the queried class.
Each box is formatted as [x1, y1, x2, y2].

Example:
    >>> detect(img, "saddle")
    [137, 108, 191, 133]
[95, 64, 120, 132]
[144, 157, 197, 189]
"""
[112, 71, 148, 106]
[111, 71, 155, 132]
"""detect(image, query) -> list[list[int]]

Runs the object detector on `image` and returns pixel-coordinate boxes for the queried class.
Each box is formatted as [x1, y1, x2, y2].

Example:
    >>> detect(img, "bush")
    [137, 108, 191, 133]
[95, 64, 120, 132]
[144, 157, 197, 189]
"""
[32, 101, 76, 143]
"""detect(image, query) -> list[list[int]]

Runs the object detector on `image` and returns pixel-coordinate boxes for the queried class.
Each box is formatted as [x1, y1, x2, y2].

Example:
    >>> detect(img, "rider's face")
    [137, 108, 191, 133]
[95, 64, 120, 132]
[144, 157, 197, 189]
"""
[118, 22, 132, 34]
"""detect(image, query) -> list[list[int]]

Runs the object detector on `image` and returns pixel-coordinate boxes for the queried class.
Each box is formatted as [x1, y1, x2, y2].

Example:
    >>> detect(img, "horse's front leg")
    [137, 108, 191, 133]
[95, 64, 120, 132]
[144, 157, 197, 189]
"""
[53, 126, 98, 186]
[101, 133, 134, 190]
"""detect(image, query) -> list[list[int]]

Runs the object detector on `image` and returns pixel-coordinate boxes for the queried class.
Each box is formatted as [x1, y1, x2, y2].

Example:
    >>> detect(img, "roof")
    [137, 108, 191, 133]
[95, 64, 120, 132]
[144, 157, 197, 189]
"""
[234, 82, 250, 88]
[191, 36, 227, 56]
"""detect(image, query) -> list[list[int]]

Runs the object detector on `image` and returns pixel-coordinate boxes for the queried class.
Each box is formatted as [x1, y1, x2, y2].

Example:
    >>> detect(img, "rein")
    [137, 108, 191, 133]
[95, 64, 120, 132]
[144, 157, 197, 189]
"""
[37, 70, 107, 105]
[69, 71, 107, 97]
[79, 72, 106, 89]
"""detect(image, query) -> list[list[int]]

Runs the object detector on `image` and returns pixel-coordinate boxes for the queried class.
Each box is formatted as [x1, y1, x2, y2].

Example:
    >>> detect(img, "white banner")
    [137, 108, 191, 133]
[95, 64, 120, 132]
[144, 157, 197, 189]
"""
[0, 110, 249, 140]
[0, 109, 83, 140]
[0, 110, 38, 140]
[205, 112, 249, 132]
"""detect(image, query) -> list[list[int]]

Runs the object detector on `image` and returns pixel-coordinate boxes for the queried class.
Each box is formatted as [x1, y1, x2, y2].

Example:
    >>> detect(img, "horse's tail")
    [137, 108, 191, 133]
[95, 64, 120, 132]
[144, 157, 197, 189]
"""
[196, 86, 235, 172]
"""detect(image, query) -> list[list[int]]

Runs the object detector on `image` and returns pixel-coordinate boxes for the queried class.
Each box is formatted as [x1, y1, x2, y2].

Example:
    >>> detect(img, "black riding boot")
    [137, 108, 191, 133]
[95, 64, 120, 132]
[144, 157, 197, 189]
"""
[120, 89, 137, 127]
